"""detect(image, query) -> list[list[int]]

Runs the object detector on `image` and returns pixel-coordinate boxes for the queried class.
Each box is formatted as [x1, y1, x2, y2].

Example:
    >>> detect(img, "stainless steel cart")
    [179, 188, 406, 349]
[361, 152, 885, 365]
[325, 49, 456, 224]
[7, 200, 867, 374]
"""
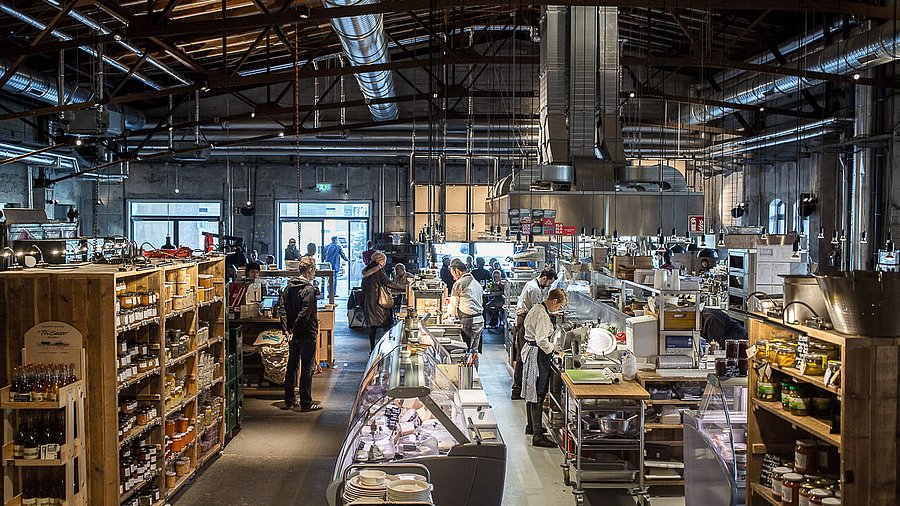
[557, 372, 651, 505]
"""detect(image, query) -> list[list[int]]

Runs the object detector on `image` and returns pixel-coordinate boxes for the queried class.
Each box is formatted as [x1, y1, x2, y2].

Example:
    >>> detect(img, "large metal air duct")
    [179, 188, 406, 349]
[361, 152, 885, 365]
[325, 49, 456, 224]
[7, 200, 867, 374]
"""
[682, 20, 900, 125]
[322, 0, 398, 121]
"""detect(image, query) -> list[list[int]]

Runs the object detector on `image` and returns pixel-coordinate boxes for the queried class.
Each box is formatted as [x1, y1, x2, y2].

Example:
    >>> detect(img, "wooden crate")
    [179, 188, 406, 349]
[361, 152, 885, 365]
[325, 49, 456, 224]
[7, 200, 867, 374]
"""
[746, 314, 900, 505]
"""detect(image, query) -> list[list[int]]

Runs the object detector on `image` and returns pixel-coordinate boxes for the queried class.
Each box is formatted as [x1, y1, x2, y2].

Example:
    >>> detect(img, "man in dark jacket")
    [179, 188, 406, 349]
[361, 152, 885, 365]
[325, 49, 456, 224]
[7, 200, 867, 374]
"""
[279, 256, 323, 411]
[439, 256, 455, 291]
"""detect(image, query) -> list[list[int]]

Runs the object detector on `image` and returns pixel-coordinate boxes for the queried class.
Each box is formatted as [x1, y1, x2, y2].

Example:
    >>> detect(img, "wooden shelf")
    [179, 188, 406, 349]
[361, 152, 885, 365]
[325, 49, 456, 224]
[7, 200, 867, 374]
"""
[0, 381, 83, 410]
[643, 478, 684, 486]
[198, 377, 224, 393]
[747, 312, 857, 345]
[198, 415, 223, 439]
[168, 440, 195, 463]
[166, 350, 196, 369]
[197, 335, 224, 351]
[752, 398, 841, 447]
[198, 442, 222, 466]
[117, 367, 160, 392]
[119, 417, 161, 449]
[118, 469, 159, 505]
[767, 363, 841, 398]
[166, 307, 196, 319]
[165, 394, 197, 418]
[749, 482, 780, 506]
[198, 296, 223, 308]
[645, 423, 683, 431]
[116, 317, 160, 335]
[165, 469, 195, 499]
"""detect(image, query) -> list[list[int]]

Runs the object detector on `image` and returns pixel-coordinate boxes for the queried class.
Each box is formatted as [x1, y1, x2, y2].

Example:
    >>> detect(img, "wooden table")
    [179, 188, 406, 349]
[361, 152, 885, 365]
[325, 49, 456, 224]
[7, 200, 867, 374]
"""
[561, 374, 651, 399]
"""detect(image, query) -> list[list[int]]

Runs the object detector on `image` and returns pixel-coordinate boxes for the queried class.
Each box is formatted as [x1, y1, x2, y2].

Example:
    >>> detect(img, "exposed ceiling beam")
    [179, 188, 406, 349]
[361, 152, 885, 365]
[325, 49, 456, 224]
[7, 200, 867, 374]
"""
[626, 91, 821, 119]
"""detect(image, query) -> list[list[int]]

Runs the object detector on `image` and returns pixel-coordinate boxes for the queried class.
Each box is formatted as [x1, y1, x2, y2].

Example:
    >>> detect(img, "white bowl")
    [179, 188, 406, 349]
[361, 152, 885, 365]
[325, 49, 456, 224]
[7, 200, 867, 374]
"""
[359, 469, 386, 486]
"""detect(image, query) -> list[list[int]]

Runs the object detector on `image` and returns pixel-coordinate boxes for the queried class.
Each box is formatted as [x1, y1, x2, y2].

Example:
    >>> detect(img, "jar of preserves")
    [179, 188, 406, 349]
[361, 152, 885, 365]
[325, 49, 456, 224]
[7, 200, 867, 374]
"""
[809, 342, 839, 360]
[790, 394, 812, 416]
[768, 340, 784, 362]
[795, 440, 817, 473]
[782, 382, 796, 411]
[758, 381, 779, 401]
[817, 446, 839, 473]
[771, 466, 793, 499]
[756, 339, 769, 360]
[782, 473, 804, 506]
[825, 361, 841, 386]
[165, 471, 176, 488]
[799, 482, 816, 506]
[821, 498, 840, 505]
[803, 353, 828, 375]
[140, 292, 151, 306]
[809, 489, 833, 505]
[776, 345, 798, 367]
[175, 459, 189, 477]
[811, 396, 833, 417]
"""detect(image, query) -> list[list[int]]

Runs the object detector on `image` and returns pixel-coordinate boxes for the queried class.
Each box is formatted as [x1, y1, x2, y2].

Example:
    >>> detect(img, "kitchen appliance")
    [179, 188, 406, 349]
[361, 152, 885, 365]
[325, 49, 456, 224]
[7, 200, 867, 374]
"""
[625, 315, 658, 358]
[781, 275, 831, 325]
[815, 271, 900, 336]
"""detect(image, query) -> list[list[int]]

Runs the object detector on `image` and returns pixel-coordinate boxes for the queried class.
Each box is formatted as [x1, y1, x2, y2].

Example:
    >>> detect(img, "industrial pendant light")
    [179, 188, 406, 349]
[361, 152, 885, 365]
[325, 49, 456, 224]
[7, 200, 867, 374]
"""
[831, 230, 839, 245]
[860, 231, 868, 244]
[818, 227, 825, 239]
[760, 228, 768, 240]
[791, 237, 801, 259]
[840, 229, 847, 243]
[717, 228, 726, 247]
[162, 235, 175, 250]
[886, 238, 895, 260]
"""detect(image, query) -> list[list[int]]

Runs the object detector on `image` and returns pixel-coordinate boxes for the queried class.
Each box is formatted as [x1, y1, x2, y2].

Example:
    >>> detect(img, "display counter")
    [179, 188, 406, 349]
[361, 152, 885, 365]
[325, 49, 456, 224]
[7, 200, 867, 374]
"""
[327, 316, 506, 506]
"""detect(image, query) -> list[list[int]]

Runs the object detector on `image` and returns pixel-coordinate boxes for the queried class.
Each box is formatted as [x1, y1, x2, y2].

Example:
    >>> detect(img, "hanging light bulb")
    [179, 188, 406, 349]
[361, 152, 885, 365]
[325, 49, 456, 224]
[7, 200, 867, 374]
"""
[581, 227, 587, 236]
[246, 200, 253, 207]
[885, 238, 895, 260]
[818, 227, 825, 239]
[760, 228, 768, 240]
[601, 228, 607, 240]
[395, 200, 401, 209]
[591, 228, 597, 238]
[791, 237, 801, 259]
[840, 229, 847, 242]
[717, 228, 726, 247]
[831, 230, 839, 245]
[861, 231, 868, 243]
[671, 228, 677, 240]
[612, 229, 619, 242]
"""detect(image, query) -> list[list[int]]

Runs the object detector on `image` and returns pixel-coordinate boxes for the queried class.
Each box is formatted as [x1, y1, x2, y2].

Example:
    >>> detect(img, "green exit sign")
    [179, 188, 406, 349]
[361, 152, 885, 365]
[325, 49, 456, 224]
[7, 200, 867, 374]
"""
[316, 183, 332, 192]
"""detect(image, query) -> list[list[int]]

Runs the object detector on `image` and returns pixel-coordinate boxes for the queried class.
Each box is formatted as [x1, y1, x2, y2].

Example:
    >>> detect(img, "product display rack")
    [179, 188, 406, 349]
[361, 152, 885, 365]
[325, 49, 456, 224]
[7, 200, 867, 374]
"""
[746, 313, 900, 505]
[2, 379, 87, 506]
[0, 257, 227, 506]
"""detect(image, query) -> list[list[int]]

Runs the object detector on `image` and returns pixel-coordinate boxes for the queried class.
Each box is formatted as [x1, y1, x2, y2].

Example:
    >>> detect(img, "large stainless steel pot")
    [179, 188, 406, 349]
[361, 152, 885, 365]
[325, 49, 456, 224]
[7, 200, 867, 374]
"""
[598, 413, 638, 436]
[815, 271, 900, 336]
[781, 275, 831, 325]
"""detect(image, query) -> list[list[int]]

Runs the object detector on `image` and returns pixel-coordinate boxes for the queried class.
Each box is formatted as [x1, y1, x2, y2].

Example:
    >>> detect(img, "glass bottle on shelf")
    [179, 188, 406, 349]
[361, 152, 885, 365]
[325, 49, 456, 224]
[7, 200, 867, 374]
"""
[31, 366, 45, 402]
[21, 474, 37, 506]
[13, 415, 26, 458]
[47, 368, 59, 402]
[23, 415, 40, 460]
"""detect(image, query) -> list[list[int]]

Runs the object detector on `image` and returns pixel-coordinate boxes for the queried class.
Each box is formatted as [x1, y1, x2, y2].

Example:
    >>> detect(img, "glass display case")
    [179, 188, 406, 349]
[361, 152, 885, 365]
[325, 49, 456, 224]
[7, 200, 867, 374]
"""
[330, 319, 507, 505]
[683, 374, 749, 506]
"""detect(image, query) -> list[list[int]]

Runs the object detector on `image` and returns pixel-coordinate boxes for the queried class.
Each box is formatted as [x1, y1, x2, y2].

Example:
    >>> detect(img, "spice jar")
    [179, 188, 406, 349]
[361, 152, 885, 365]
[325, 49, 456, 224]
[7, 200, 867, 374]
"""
[803, 353, 828, 375]
[782, 473, 805, 506]
[771, 466, 793, 499]
[795, 440, 817, 473]
[776, 345, 798, 367]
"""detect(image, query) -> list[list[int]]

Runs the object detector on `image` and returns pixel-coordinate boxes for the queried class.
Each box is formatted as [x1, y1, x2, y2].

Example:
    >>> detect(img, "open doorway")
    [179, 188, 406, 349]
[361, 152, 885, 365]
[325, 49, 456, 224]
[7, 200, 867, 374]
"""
[278, 201, 370, 298]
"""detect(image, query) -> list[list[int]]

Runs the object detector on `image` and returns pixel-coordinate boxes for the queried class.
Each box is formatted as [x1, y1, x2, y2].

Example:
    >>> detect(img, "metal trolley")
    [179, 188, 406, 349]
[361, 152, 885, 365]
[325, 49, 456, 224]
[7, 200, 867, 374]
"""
[556, 372, 651, 505]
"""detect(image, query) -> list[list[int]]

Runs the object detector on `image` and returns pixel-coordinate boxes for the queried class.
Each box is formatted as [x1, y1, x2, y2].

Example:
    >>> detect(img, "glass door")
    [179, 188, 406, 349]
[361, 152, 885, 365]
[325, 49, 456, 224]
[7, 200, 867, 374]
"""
[280, 220, 324, 263]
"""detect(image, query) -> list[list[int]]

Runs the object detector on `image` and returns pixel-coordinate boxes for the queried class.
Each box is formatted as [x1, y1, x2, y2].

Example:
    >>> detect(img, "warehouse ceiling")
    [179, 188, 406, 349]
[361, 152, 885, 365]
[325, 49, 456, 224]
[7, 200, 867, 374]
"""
[0, 0, 896, 172]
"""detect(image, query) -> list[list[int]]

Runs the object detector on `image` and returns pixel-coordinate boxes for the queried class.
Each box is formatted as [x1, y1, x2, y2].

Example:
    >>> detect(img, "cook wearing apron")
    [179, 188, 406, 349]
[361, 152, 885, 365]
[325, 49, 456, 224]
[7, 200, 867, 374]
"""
[522, 288, 568, 448]
[511, 268, 558, 400]
[448, 259, 485, 352]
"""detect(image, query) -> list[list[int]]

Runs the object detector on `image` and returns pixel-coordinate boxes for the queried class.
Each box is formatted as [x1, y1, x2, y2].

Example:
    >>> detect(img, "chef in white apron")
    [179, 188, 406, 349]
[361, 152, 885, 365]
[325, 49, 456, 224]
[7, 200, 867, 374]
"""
[448, 258, 485, 352]
[522, 288, 568, 447]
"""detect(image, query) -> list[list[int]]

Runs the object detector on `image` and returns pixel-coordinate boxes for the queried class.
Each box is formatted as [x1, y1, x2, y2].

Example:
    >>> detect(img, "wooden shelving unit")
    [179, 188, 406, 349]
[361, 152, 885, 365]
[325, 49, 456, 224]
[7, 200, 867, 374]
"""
[0, 257, 227, 506]
[2, 380, 87, 506]
[636, 371, 707, 488]
[746, 313, 900, 505]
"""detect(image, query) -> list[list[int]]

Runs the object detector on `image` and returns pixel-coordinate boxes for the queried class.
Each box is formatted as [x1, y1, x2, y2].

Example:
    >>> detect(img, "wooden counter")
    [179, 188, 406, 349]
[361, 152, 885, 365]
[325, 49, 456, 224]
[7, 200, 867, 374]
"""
[561, 373, 650, 400]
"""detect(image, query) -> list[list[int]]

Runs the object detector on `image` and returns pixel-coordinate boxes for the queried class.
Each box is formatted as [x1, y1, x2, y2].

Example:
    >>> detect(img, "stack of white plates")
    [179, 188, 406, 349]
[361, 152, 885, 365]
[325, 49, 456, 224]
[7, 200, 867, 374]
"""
[386, 479, 433, 503]
[342, 471, 388, 504]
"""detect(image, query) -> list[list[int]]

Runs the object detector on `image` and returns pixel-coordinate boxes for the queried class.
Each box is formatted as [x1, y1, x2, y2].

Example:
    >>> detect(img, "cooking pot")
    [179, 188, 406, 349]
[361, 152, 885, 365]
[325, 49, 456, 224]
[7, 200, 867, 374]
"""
[781, 275, 830, 325]
[598, 413, 638, 436]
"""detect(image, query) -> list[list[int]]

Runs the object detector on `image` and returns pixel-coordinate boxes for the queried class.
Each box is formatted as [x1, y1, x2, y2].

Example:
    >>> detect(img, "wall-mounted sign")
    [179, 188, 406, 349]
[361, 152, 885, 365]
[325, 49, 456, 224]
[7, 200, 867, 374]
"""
[688, 215, 705, 234]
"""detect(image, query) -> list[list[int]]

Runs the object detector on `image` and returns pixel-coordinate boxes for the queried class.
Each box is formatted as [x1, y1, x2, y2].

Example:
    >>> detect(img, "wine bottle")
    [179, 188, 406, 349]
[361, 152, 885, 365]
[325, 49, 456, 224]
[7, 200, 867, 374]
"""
[42, 412, 60, 460]
[21, 472, 37, 506]
[31, 366, 45, 402]
[13, 414, 26, 458]
[36, 470, 51, 506]
[22, 416, 40, 460]
[47, 368, 59, 403]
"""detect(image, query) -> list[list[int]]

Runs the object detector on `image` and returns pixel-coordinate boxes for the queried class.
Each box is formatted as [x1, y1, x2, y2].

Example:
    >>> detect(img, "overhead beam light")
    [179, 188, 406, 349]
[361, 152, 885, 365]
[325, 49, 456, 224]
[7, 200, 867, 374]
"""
[852, 73, 861, 80]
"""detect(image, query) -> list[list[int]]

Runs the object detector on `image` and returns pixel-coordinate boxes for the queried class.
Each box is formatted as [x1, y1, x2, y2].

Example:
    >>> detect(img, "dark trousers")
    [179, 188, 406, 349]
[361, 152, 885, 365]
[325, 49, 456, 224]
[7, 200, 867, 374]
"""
[511, 314, 526, 395]
[368, 323, 389, 351]
[525, 346, 552, 435]
[284, 338, 316, 407]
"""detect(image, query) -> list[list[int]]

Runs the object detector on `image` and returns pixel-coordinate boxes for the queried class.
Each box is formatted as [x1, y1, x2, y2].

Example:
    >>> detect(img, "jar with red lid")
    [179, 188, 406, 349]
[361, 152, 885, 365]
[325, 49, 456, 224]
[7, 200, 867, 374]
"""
[795, 440, 818, 474]
[781, 473, 804, 506]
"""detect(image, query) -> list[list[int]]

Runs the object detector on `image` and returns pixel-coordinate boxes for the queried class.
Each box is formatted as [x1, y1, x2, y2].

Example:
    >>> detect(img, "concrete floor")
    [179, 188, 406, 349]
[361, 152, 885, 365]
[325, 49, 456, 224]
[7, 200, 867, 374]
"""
[172, 310, 687, 506]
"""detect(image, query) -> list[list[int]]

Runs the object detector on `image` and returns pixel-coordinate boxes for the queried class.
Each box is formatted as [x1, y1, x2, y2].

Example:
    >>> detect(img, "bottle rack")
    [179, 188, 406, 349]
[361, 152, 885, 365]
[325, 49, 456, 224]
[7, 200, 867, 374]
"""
[0, 257, 227, 506]
[1, 379, 87, 506]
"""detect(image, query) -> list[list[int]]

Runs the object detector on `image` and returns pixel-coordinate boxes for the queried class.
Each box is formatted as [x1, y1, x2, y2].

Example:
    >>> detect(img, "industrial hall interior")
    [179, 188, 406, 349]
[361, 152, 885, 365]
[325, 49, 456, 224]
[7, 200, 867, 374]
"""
[1, 0, 900, 505]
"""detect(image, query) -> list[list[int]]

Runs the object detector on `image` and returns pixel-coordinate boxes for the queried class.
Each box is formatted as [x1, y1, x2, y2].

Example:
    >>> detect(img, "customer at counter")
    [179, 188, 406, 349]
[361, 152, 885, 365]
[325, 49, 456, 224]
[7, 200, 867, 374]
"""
[439, 256, 455, 291]
[471, 257, 492, 285]
[280, 256, 323, 412]
[448, 259, 485, 353]
[523, 288, 567, 448]
[511, 267, 558, 400]
[362, 252, 407, 350]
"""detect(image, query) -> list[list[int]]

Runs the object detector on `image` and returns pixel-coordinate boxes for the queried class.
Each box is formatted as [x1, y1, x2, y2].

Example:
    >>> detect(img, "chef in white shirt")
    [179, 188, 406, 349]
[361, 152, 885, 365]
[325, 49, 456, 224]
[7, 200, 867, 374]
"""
[522, 288, 568, 447]
[448, 258, 485, 352]
[511, 267, 557, 400]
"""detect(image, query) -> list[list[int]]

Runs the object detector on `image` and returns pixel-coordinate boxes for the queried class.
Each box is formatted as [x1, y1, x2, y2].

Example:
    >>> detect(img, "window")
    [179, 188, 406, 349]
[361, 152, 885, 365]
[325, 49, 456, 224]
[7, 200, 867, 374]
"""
[768, 199, 786, 235]
[129, 201, 222, 251]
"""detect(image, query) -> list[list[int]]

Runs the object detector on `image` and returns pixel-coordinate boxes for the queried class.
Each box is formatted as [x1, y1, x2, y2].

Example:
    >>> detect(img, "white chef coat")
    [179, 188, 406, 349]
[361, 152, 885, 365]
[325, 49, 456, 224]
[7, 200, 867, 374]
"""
[524, 302, 556, 355]
[516, 277, 545, 316]
[450, 273, 484, 317]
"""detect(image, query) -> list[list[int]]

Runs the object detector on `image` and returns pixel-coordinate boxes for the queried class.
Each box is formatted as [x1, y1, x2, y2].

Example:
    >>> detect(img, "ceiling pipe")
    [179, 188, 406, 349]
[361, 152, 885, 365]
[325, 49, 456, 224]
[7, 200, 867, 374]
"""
[321, 0, 398, 121]
[40, 0, 190, 85]
[681, 21, 900, 125]
[0, 2, 161, 90]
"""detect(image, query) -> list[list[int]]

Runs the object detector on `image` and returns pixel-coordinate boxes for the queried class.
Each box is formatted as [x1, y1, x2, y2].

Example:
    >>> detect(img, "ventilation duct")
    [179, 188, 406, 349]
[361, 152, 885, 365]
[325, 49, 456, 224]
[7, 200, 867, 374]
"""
[321, 0, 398, 121]
[0, 58, 145, 130]
[682, 20, 900, 125]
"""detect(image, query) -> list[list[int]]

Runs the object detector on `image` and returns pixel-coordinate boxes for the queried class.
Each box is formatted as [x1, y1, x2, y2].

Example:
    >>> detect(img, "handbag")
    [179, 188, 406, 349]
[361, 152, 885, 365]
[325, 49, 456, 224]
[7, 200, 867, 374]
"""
[377, 285, 395, 309]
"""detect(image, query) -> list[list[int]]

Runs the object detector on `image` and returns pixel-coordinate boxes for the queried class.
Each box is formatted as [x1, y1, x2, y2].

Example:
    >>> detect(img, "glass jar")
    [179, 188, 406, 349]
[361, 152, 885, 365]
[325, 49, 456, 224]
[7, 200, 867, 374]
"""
[726, 339, 740, 359]
[758, 381, 779, 401]
[175, 459, 189, 477]
[140, 292, 151, 306]
[165, 471, 176, 488]
[782, 382, 796, 411]
[821, 498, 840, 505]
[799, 482, 816, 506]
[795, 440, 817, 473]
[782, 473, 804, 506]
[756, 339, 769, 360]
[826, 361, 841, 385]
[811, 396, 833, 417]
[817, 446, 839, 474]
[771, 466, 793, 499]
[790, 394, 812, 416]
[768, 340, 784, 363]
[809, 489, 833, 505]
[810, 342, 839, 361]
[776, 345, 798, 367]
[804, 353, 828, 375]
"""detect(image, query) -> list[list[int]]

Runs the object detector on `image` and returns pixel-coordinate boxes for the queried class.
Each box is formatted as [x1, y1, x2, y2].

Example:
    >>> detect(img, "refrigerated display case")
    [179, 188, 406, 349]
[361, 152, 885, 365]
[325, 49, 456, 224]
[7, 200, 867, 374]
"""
[328, 319, 507, 505]
[683, 374, 749, 506]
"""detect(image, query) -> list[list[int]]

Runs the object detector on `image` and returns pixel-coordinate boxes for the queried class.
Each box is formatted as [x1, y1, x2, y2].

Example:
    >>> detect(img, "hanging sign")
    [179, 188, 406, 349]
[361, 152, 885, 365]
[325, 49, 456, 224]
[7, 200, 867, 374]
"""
[688, 215, 705, 234]
[23, 321, 85, 380]
[561, 226, 577, 236]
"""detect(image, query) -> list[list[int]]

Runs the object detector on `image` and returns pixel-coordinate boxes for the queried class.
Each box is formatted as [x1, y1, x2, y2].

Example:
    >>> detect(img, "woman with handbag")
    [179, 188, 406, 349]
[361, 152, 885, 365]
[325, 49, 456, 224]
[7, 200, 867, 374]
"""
[361, 251, 407, 350]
